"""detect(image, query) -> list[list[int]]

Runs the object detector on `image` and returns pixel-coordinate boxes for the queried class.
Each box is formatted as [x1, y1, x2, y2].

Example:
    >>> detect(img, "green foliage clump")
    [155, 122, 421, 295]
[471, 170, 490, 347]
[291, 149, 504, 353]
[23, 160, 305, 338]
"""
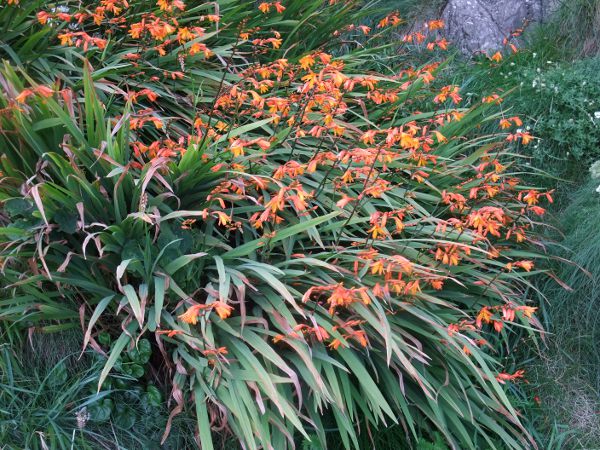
[523, 57, 600, 180]
[523, 176, 600, 449]
[0, 1, 554, 449]
[450, 51, 600, 185]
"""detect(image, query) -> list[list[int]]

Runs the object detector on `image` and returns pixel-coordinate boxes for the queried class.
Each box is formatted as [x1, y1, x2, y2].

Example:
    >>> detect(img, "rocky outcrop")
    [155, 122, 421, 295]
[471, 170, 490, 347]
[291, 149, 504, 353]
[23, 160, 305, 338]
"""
[441, 0, 559, 53]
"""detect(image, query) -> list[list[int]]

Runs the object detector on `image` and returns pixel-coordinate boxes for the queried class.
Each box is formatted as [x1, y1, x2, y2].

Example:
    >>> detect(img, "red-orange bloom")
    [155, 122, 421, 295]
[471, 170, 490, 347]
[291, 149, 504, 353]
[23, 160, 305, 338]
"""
[212, 301, 233, 319]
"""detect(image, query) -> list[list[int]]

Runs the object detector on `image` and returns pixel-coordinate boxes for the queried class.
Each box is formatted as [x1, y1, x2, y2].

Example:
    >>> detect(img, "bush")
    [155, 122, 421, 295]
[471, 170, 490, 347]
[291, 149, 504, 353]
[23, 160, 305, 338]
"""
[0, 1, 553, 448]
[448, 46, 600, 186]
[517, 57, 600, 182]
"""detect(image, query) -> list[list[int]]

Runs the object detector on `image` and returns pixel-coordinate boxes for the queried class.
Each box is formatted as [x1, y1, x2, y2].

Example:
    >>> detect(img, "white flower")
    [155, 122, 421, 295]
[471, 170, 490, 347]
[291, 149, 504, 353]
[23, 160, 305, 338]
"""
[590, 160, 600, 179]
[594, 111, 600, 119]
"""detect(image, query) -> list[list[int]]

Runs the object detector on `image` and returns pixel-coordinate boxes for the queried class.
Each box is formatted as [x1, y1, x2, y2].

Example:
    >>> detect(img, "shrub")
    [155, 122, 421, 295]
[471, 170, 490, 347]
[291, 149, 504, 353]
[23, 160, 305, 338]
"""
[448, 47, 600, 186]
[524, 57, 600, 180]
[0, 1, 553, 448]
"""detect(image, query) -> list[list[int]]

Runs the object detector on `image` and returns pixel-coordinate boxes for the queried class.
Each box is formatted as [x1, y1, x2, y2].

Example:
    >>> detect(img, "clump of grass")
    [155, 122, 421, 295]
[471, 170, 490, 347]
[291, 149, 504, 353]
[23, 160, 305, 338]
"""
[531, 0, 600, 59]
[0, 338, 199, 449]
[523, 179, 600, 448]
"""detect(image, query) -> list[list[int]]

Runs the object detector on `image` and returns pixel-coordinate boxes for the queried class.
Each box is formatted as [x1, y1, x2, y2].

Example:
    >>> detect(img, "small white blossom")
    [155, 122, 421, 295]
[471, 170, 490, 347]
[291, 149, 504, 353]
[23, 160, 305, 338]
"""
[594, 111, 600, 119]
[590, 160, 600, 179]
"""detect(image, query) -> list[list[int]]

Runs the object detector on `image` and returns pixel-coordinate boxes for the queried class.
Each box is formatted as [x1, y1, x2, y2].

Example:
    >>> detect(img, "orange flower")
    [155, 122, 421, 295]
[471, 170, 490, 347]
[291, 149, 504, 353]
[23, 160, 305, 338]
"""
[358, 25, 371, 35]
[212, 301, 233, 319]
[520, 132, 533, 145]
[178, 304, 204, 325]
[490, 51, 503, 63]
[502, 306, 516, 322]
[37, 11, 52, 24]
[329, 338, 345, 350]
[510, 116, 523, 126]
[202, 346, 228, 357]
[299, 54, 316, 70]
[177, 27, 195, 43]
[514, 260, 534, 272]
[496, 369, 525, 384]
[157, 329, 185, 338]
[370, 260, 384, 275]
[428, 19, 444, 30]
[15, 89, 34, 104]
[157, 0, 186, 12]
[351, 330, 368, 347]
[447, 323, 460, 336]
[430, 279, 444, 290]
[483, 94, 502, 104]
[518, 305, 537, 319]
[433, 85, 461, 104]
[476, 307, 493, 328]
[435, 245, 461, 266]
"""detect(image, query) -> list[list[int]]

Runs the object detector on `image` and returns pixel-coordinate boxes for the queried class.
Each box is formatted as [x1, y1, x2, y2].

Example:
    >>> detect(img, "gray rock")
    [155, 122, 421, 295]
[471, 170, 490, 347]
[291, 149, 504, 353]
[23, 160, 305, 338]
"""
[441, 0, 559, 54]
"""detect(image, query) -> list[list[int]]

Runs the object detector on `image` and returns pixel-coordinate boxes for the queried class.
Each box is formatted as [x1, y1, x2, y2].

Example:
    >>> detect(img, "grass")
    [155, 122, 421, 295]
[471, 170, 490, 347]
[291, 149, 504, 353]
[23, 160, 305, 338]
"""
[0, 332, 199, 449]
[533, 0, 600, 59]
[524, 180, 600, 449]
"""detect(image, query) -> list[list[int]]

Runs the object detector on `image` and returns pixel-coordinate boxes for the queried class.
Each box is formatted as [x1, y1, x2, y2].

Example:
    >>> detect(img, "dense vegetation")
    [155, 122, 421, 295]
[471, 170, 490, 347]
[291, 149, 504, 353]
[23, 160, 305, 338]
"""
[0, 0, 598, 449]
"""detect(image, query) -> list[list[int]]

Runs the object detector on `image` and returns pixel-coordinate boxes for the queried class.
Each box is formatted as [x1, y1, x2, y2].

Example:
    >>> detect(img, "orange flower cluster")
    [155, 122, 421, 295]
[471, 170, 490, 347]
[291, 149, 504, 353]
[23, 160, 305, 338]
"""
[302, 284, 371, 314]
[496, 369, 525, 384]
[258, 1, 285, 13]
[39, 0, 216, 60]
[446, 303, 538, 334]
[178, 301, 233, 325]
[273, 319, 368, 351]
[18, 0, 554, 395]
